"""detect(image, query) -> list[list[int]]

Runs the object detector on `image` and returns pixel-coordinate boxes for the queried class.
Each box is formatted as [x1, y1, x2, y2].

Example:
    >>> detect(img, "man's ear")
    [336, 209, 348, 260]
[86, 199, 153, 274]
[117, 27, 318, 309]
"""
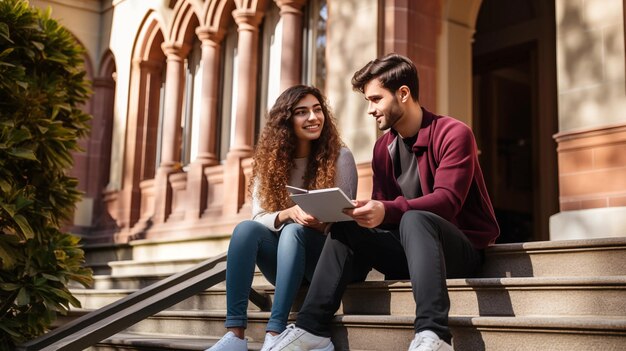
[398, 85, 411, 103]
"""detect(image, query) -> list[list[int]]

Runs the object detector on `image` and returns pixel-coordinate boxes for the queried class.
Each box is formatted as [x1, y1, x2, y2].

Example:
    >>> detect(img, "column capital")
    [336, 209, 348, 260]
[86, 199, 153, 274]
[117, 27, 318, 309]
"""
[195, 27, 226, 44]
[275, 0, 306, 15]
[160, 42, 191, 60]
[232, 9, 264, 31]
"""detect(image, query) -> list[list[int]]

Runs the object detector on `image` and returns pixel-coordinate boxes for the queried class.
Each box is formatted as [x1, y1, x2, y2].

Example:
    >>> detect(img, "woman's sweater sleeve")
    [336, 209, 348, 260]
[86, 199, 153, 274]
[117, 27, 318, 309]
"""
[335, 147, 358, 199]
[251, 180, 283, 231]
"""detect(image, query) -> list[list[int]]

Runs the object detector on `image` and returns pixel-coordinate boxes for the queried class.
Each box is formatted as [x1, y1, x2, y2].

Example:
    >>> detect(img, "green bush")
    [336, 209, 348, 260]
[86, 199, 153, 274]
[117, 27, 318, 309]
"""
[0, 0, 94, 348]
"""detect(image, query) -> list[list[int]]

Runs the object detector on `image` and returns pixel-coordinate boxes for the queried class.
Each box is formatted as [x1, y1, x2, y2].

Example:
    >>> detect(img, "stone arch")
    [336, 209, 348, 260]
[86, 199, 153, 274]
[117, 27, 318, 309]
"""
[201, 0, 237, 33]
[234, 0, 270, 12]
[168, 0, 201, 47]
[99, 49, 117, 78]
[115, 11, 167, 229]
[444, 0, 482, 28]
[133, 11, 167, 62]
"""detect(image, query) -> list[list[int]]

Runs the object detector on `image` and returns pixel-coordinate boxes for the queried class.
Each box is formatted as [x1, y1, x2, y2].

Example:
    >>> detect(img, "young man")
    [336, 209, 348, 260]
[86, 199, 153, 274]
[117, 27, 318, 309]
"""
[271, 53, 500, 351]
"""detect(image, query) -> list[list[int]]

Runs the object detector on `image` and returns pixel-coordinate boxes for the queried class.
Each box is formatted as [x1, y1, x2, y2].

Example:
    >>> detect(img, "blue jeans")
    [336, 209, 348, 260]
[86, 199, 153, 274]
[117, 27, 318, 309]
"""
[225, 220, 326, 333]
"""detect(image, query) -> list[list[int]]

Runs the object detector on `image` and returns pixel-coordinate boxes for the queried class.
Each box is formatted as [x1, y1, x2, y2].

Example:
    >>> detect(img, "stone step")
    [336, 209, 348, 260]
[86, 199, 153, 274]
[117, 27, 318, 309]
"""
[89, 332, 264, 351]
[331, 315, 626, 351]
[82, 237, 626, 289]
[82, 234, 231, 275]
[87, 314, 626, 350]
[341, 276, 626, 317]
[69, 237, 626, 350]
[83, 242, 132, 275]
[71, 287, 262, 312]
[83, 268, 271, 290]
[62, 310, 281, 344]
[73, 275, 626, 319]
[482, 237, 626, 277]
[107, 258, 206, 277]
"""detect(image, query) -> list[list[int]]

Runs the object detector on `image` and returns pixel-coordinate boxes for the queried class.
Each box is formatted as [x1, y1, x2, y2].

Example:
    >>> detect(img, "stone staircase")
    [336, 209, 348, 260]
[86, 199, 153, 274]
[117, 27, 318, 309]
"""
[60, 236, 626, 350]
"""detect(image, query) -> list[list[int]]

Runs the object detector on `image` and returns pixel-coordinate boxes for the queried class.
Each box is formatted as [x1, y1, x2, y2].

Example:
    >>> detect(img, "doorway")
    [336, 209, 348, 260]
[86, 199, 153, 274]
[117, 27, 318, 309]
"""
[472, 0, 558, 242]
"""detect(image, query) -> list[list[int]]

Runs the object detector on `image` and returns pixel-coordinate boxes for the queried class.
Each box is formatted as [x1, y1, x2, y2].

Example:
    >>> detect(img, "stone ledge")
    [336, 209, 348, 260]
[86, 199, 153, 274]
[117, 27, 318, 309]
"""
[549, 207, 626, 240]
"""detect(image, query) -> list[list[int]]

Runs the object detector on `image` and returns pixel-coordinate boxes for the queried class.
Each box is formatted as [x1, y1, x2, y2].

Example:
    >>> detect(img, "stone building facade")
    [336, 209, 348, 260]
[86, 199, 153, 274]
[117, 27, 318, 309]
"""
[29, 0, 626, 246]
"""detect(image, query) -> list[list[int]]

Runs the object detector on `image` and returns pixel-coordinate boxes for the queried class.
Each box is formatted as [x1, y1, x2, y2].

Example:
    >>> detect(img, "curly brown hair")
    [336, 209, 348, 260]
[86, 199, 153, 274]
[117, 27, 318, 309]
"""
[251, 85, 343, 212]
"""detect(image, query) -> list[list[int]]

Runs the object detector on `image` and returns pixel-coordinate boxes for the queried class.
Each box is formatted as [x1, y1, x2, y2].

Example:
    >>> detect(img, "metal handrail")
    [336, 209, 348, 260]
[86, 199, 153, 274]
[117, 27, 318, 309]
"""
[17, 253, 228, 351]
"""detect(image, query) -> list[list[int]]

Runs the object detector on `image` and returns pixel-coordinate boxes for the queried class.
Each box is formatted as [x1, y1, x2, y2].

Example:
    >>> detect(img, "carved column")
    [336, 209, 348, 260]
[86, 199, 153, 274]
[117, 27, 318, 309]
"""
[185, 28, 225, 220]
[152, 43, 190, 224]
[118, 58, 162, 231]
[223, 9, 264, 216]
[275, 0, 306, 91]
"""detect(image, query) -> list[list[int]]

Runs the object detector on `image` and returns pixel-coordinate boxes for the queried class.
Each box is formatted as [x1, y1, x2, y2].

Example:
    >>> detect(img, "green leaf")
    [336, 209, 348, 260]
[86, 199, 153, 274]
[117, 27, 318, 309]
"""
[31, 41, 44, 51]
[0, 0, 94, 345]
[0, 47, 14, 58]
[0, 22, 12, 43]
[48, 287, 73, 302]
[0, 283, 21, 291]
[0, 244, 17, 269]
[41, 273, 60, 281]
[37, 124, 49, 134]
[15, 196, 34, 211]
[0, 179, 11, 192]
[32, 276, 46, 286]
[0, 324, 21, 338]
[13, 214, 34, 239]
[8, 147, 37, 160]
[1, 203, 16, 217]
[16, 287, 30, 305]
[10, 127, 32, 143]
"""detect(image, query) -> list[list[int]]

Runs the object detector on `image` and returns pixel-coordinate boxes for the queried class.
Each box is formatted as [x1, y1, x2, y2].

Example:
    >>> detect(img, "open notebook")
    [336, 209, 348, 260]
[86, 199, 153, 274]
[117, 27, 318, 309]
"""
[287, 185, 355, 222]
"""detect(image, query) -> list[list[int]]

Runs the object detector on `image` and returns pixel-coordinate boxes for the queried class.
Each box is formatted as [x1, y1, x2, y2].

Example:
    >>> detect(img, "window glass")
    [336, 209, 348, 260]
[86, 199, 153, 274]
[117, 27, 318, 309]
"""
[181, 38, 202, 167]
[217, 23, 238, 161]
[304, 0, 327, 91]
[256, 2, 281, 141]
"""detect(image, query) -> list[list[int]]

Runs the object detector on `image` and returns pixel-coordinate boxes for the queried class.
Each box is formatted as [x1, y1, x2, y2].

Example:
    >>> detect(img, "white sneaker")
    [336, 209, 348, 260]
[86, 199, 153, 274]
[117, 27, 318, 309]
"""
[205, 331, 248, 351]
[260, 332, 281, 351]
[408, 330, 453, 351]
[269, 324, 334, 351]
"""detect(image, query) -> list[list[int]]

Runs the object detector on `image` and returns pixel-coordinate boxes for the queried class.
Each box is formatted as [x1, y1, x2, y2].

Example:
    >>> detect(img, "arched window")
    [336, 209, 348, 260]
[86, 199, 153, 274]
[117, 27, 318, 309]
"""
[181, 37, 202, 167]
[304, 0, 327, 91]
[257, 2, 282, 140]
[218, 22, 238, 161]
[154, 65, 167, 174]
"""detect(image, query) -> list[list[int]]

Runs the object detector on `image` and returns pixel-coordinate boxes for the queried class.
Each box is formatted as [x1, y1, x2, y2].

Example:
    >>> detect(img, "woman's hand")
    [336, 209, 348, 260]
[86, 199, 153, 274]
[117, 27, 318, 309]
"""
[277, 205, 321, 227]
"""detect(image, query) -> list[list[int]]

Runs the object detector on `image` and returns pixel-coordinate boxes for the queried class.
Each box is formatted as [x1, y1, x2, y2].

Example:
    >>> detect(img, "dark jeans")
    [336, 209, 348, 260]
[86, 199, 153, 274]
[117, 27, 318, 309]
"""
[295, 210, 483, 343]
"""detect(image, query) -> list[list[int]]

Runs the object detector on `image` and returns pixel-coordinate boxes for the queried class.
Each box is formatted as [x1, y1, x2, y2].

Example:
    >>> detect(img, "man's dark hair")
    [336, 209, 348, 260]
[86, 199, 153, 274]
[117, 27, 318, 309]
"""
[351, 53, 419, 101]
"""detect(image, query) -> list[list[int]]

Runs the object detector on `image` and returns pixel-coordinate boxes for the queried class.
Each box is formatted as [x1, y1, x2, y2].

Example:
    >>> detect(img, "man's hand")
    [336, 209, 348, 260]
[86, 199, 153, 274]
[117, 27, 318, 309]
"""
[277, 205, 321, 227]
[344, 200, 385, 228]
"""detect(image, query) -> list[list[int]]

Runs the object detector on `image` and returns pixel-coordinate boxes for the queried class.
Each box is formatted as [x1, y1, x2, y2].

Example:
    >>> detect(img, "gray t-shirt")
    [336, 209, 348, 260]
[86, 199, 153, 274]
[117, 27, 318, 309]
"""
[252, 147, 358, 231]
[390, 135, 422, 200]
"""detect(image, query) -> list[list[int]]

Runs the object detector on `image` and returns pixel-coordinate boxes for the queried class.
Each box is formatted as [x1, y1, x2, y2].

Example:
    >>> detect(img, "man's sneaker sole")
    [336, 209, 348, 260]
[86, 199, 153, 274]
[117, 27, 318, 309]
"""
[276, 343, 334, 351]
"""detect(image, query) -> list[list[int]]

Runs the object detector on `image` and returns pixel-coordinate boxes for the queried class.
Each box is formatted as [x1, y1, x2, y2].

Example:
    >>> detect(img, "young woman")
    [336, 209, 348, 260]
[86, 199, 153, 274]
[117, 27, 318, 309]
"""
[206, 85, 357, 351]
